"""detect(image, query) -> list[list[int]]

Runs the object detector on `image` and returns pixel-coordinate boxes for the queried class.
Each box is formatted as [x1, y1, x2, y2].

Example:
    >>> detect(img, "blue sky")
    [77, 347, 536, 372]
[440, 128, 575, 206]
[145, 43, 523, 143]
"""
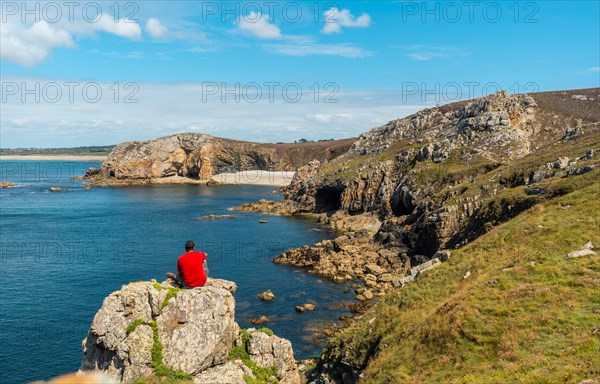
[1, 0, 599, 147]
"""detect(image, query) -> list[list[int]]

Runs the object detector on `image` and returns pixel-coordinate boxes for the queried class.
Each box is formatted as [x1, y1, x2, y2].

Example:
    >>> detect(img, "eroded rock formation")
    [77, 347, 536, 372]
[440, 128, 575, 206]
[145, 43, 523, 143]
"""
[85, 134, 354, 185]
[239, 90, 600, 294]
[80, 278, 300, 384]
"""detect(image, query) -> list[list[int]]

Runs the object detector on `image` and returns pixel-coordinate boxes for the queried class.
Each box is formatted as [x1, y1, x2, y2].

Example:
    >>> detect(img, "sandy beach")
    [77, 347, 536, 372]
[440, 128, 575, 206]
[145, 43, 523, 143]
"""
[86, 171, 296, 187]
[0, 155, 107, 161]
[212, 170, 296, 186]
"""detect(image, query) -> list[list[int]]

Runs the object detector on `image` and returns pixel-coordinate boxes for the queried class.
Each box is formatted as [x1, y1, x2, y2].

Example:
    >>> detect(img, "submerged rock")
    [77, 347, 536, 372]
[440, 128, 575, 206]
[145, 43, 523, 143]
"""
[257, 290, 276, 301]
[200, 214, 236, 220]
[250, 316, 269, 325]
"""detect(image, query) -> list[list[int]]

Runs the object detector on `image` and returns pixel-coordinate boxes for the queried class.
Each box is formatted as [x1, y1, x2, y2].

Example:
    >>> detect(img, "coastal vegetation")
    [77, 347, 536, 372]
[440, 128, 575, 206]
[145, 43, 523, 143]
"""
[125, 317, 192, 383]
[311, 183, 599, 383]
[0, 145, 115, 156]
[229, 329, 280, 384]
[153, 283, 181, 308]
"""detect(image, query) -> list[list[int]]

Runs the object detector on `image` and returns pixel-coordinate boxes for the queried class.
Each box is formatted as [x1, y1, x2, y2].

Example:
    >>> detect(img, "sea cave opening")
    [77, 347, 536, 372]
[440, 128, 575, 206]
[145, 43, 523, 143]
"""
[315, 185, 344, 213]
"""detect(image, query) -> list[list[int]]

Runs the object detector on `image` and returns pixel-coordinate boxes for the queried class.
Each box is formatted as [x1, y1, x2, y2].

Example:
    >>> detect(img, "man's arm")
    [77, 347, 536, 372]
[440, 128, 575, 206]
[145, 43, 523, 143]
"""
[203, 260, 209, 277]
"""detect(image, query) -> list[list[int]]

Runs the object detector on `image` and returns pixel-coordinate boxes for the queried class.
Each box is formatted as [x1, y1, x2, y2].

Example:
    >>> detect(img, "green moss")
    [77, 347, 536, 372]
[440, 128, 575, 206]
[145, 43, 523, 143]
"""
[256, 328, 274, 336]
[129, 377, 190, 384]
[148, 320, 192, 380]
[153, 283, 181, 308]
[127, 318, 146, 335]
[239, 328, 251, 344]
[229, 330, 279, 384]
[163, 288, 180, 308]
[125, 318, 191, 383]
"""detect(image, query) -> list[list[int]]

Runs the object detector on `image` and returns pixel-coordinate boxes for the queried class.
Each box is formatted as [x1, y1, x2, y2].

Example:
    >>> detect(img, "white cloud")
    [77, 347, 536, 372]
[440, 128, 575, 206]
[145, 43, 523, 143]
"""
[309, 114, 354, 123]
[399, 45, 467, 61]
[145, 18, 168, 39]
[322, 7, 371, 34]
[0, 78, 429, 147]
[585, 66, 600, 72]
[235, 12, 282, 39]
[1, 9, 142, 67]
[267, 43, 372, 58]
[0, 21, 74, 67]
[406, 52, 447, 61]
[94, 14, 142, 40]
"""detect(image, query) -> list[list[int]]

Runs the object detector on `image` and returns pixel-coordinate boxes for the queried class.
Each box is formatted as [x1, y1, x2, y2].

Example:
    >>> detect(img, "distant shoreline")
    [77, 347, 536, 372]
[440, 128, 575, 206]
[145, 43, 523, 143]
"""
[0, 155, 107, 161]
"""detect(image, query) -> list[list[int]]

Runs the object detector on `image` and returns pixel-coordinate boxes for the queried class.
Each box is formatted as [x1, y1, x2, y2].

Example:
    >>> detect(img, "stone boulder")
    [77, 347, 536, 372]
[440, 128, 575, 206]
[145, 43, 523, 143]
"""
[193, 361, 252, 384]
[80, 278, 300, 384]
[246, 330, 301, 384]
[287, 159, 321, 190]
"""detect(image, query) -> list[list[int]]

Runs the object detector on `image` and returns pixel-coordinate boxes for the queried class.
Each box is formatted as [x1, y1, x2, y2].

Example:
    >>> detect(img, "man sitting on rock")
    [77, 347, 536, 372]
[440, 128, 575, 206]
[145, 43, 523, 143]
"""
[166, 240, 208, 288]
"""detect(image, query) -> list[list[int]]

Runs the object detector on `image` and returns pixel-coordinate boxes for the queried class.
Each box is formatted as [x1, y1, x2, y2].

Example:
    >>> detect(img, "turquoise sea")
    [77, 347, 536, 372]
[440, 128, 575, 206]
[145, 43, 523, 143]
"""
[0, 161, 353, 383]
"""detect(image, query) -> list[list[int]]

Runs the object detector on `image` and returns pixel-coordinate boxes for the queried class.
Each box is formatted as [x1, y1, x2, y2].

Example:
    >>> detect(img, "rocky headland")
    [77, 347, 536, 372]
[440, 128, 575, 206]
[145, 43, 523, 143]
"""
[79, 278, 301, 384]
[234, 89, 600, 297]
[84, 135, 354, 186]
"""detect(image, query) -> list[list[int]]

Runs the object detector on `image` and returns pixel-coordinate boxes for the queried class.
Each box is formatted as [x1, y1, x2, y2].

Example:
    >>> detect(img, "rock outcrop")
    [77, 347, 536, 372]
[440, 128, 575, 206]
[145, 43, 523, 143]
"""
[85, 134, 354, 186]
[239, 89, 600, 292]
[80, 278, 300, 384]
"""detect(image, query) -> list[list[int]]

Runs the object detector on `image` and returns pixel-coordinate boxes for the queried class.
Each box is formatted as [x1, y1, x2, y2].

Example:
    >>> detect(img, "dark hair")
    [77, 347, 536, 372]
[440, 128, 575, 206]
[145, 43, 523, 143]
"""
[185, 240, 195, 251]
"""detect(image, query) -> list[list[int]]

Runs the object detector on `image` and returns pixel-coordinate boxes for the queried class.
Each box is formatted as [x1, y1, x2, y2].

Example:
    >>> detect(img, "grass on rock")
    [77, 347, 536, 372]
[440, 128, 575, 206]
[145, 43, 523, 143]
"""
[125, 317, 192, 384]
[229, 329, 279, 384]
[153, 283, 181, 308]
[321, 182, 600, 383]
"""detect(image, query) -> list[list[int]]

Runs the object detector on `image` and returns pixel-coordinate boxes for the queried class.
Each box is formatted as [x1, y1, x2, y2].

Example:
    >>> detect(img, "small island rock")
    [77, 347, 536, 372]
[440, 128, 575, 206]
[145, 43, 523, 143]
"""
[257, 290, 276, 301]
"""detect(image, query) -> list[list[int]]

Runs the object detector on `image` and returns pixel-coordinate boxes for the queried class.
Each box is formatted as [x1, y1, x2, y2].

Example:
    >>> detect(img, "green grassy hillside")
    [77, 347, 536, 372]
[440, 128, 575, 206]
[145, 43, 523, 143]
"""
[318, 182, 599, 383]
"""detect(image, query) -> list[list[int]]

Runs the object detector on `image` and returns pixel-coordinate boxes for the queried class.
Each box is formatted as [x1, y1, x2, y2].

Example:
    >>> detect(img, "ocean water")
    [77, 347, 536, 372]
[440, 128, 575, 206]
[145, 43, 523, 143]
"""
[0, 161, 353, 383]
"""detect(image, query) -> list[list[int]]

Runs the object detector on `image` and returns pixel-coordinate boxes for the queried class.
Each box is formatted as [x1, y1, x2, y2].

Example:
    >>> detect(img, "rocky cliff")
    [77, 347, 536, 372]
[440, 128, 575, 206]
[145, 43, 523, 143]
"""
[236, 89, 600, 297]
[80, 278, 300, 384]
[84, 134, 354, 185]
[307, 182, 599, 383]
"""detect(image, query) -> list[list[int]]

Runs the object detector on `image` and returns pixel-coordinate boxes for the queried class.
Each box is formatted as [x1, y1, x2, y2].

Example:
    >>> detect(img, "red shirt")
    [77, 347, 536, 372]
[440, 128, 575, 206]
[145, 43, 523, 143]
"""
[177, 251, 207, 287]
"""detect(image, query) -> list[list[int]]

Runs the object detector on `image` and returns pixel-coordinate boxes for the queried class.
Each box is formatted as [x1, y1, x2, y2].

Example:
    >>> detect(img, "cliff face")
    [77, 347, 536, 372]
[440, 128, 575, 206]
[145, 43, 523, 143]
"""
[308, 183, 600, 384]
[85, 134, 354, 185]
[247, 89, 600, 296]
[80, 278, 300, 384]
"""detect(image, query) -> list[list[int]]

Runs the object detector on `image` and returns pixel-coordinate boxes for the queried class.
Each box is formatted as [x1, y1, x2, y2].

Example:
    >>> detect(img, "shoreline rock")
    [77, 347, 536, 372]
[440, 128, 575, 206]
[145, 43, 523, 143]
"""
[80, 278, 300, 383]
[200, 214, 237, 220]
[0, 181, 16, 188]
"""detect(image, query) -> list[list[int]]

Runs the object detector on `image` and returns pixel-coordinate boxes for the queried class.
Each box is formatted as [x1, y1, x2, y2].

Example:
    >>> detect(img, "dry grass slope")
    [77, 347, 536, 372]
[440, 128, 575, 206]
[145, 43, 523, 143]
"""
[322, 182, 599, 383]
